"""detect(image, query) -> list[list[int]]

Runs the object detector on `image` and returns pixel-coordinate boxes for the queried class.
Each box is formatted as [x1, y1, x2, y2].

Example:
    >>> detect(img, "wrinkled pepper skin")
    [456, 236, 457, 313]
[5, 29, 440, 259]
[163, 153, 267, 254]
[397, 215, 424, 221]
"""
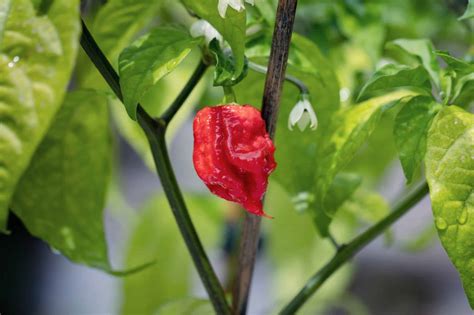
[193, 104, 276, 217]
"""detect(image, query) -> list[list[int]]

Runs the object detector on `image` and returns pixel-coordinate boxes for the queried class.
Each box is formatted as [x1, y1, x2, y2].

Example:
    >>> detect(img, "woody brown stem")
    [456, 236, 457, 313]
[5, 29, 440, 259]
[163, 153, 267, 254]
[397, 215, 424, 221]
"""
[232, 1, 298, 314]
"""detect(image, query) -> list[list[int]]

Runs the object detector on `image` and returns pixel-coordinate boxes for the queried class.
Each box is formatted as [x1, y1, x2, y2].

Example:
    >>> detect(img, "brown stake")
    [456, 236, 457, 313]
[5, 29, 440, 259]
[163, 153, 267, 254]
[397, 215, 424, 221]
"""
[232, 1, 298, 314]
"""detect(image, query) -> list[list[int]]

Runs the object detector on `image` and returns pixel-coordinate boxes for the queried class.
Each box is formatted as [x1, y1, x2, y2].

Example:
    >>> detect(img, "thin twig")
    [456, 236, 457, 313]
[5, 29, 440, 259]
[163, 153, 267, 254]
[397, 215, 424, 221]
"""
[232, 1, 298, 314]
[161, 60, 208, 123]
[280, 182, 429, 314]
[248, 61, 309, 95]
[80, 19, 231, 315]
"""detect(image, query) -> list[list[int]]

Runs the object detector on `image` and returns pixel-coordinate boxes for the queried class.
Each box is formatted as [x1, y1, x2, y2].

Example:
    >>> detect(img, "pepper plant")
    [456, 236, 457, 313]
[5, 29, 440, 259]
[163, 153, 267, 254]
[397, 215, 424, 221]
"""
[0, 0, 473, 314]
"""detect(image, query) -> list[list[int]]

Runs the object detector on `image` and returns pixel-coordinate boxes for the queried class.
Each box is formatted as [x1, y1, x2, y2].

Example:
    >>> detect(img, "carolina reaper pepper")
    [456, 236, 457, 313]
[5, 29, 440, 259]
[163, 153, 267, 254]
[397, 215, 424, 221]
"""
[193, 104, 276, 217]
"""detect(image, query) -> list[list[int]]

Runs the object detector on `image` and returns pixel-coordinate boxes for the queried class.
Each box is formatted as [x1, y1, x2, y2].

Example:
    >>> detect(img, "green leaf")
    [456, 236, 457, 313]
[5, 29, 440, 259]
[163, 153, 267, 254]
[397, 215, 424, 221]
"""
[0, 0, 80, 231]
[181, 0, 246, 77]
[436, 51, 474, 75]
[388, 38, 441, 88]
[425, 105, 474, 308]
[313, 92, 411, 236]
[155, 299, 213, 315]
[122, 194, 224, 314]
[394, 96, 442, 183]
[459, 0, 474, 20]
[11, 90, 111, 269]
[112, 51, 208, 170]
[118, 26, 201, 120]
[0, 0, 10, 45]
[358, 64, 431, 101]
[209, 38, 247, 86]
[78, 0, 162, 87]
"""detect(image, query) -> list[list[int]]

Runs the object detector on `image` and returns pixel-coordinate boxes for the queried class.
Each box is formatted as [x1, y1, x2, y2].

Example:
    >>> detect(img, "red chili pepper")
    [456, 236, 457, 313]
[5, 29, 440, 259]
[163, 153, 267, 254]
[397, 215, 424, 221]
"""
[193, 104, 276, 218]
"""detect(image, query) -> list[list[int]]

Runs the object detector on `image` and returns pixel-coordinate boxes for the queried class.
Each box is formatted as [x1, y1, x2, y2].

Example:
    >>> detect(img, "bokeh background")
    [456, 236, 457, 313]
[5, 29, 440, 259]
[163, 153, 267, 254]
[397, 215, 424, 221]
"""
[1, 0, 473, 314]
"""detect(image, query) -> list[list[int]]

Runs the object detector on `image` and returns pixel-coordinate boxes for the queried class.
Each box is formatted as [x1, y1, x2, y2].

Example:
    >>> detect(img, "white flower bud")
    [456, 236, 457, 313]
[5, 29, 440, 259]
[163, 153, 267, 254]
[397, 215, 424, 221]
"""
[288, 97, 318, 131]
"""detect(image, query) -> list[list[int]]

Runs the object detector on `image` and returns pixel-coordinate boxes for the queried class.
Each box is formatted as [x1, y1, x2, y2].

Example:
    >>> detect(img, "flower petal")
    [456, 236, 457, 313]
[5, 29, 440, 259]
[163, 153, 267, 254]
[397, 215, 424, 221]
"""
[288, 101, 305, 130]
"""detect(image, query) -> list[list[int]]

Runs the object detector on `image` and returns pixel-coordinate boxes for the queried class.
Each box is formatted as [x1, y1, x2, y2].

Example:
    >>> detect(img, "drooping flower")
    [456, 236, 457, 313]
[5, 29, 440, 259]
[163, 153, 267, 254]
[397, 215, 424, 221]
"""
[190, 20, 222, 44]
[218, 0, 255, 18]
[288, 96, 318, 131]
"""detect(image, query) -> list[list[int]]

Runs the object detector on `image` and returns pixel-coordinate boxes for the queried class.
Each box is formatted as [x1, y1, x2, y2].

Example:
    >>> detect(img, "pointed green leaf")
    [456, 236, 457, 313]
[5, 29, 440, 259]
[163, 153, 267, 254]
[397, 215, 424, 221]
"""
[78, 0, 162, 87]
[388, 38, 440, 88]
[0, 0, 80, 231]
[425, 105, 474, 308]
[459, 0, 474, 20]
[118, 26, 201, 120]
[11, 91, 111, 269]
[0, 0, 10, 45]
[436, 51, 474, 75]
[181, 0, 246, 77]
[394, 96, 442, 183]
[313, 92, 411, 236]
[358, 64, 431, 101]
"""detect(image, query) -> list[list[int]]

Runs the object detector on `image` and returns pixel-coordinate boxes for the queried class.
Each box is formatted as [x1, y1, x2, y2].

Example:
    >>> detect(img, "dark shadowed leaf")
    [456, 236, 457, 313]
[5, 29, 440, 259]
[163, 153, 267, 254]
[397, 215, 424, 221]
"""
[358, 64, 431, 101]
[394, 96, 442, 183]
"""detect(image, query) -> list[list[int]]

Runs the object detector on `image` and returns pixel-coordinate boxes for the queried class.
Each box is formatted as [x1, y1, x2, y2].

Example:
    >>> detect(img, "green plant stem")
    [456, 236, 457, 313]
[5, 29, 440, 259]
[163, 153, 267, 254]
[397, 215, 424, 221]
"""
[248, 61, 309, 95]
[80, 19, 231, 315]
[280, 182, 429, 315]
[161, 60, 208, 123]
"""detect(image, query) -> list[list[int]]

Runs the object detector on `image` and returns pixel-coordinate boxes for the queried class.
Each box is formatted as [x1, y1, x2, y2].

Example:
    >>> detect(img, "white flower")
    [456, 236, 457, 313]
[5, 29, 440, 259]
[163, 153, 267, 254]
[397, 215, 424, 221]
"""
[288, 97, 318, 131]
[190, 20, 222, 44]
[218, 0, 254, 18]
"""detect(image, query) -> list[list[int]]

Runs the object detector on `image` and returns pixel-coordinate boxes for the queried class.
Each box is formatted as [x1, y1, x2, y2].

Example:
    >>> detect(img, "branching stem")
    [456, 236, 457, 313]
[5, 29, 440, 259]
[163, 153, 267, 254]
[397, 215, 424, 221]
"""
[280, 182, 429, 314]
[80, 19, 231, 315]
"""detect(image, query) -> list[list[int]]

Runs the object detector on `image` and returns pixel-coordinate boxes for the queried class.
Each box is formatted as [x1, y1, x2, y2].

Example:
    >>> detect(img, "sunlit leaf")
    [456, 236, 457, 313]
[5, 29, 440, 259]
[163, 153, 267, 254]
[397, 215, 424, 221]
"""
[313, 92, 412, 236]
[122, 194, 225, 314]
[393, 96, 442, 183]
[387, 38, 440, 88]
[425, 105, 474, 308]
[459, 0, 474, 20]
[118, 26, 201, 120]
[11, 90, 111, 269]
[181, 0, 246, 77]
[358, 64, 431, 101]
[0, 0, 80, 231]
